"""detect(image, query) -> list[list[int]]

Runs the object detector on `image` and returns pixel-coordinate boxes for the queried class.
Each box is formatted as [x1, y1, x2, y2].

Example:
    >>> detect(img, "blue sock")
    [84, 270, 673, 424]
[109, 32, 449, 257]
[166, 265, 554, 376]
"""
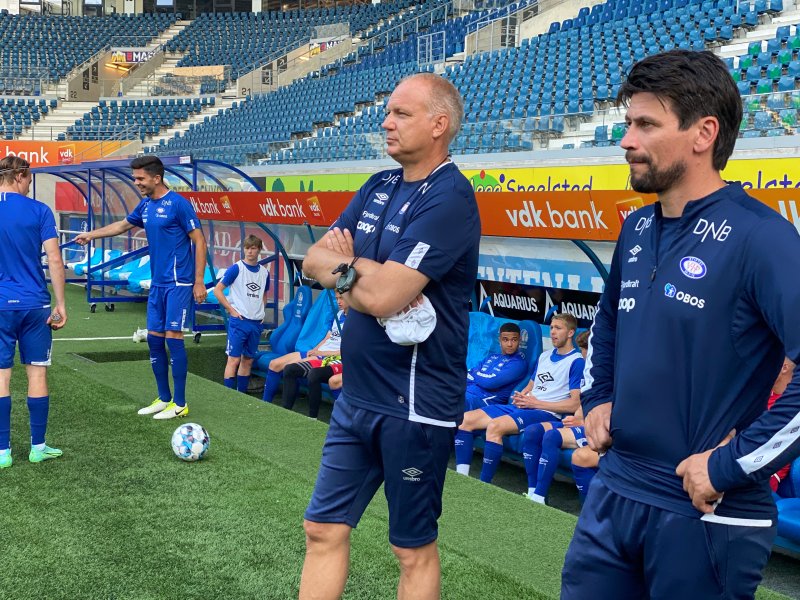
[262, 369, 281, 403]
[573, 465, 598, 503]
[147, 334, 172, 402]
[27, 395, 49, 446]
[454, 429, 474, 467]
[534, 429, 563, 498]
[522, 423, 546, 489]
[479, 441, 504, 483]
[223, 377, 235, 389]
[166, 338, 188, 407]
[0, 396, 10, 450]
[236, 375, 250, 393]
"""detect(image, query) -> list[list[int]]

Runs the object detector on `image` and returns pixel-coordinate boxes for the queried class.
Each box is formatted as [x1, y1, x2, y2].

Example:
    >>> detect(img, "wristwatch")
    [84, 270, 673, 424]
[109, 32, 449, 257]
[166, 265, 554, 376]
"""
[332, 262, 357, 294]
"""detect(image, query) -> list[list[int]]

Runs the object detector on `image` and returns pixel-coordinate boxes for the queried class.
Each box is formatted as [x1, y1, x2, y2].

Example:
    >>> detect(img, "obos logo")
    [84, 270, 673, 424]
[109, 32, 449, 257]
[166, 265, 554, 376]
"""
[664, 283, 705, 309]
[618, 297, 636, 312]
[679, 256, 707, 279]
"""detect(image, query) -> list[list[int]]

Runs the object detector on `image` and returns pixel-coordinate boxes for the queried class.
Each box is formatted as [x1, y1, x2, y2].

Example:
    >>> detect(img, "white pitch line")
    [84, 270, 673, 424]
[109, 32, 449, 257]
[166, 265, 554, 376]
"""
[54, 333, 227, 342]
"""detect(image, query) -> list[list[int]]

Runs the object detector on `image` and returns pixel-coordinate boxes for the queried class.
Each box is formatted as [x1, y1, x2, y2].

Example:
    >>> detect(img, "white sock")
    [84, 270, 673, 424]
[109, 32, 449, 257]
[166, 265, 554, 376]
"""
[456, 464, 470, 476]
[528, 487, 536, 496]
[0, 448, 9, 456]
[32, 443, 45, 451]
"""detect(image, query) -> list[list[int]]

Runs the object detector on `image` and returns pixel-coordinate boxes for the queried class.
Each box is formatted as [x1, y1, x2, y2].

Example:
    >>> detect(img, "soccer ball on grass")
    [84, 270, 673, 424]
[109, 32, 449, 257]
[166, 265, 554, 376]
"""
[171, 423, 210, 462]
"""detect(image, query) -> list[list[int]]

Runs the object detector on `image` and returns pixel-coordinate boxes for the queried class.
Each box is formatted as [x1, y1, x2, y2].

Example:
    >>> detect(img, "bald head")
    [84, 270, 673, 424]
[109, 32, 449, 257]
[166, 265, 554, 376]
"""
[396, 73, 464, 143]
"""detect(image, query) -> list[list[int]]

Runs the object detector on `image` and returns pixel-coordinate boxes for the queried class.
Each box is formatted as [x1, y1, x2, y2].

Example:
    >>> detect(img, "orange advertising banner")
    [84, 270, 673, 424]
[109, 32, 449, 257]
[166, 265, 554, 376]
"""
[158, 188, 800, 241]
[1, 141, 125, 167]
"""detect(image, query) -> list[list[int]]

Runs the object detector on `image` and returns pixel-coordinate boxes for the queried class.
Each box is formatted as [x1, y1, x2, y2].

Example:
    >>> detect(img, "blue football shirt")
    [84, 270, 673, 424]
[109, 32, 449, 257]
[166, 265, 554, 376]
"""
[126, 189, 199, 287]
[0, 191, 58, 310]
[334, 162, 481, 426]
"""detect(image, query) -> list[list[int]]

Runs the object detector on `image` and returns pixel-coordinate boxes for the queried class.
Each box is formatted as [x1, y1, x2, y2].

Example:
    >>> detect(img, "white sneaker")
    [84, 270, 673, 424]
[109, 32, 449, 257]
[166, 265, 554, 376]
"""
[138, 398, 169, 415]
[132, 328, 147, 343]
[152, 401, 189, 420]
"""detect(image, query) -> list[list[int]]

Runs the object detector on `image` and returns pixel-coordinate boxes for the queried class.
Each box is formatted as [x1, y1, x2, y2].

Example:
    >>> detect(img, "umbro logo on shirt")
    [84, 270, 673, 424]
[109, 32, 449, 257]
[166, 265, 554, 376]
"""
[628, 245, 642, 263]
[537, 372, 555, 384]
[373, 192, 389, 205]
[246, 282, 261, 292]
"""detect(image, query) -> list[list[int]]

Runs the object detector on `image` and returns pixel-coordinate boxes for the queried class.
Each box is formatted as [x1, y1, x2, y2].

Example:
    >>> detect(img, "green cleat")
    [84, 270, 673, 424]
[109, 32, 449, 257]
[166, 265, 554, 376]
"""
[29, 445, 63, 464]
[0, 452, 11, 469]
[153, 401, 188, 420]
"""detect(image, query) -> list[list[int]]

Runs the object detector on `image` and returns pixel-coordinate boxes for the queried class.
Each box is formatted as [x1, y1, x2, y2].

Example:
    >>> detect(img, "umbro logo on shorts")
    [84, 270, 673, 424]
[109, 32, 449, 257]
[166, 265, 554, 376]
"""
[402, 467, 423, 481]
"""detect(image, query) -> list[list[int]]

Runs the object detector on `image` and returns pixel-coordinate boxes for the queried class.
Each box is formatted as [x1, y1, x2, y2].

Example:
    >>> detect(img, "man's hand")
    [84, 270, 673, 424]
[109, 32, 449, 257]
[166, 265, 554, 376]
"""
[74, 231, 93, 246]
[325, 227, 354, 257]
[193, 282, 208, 303]
[584, 402, 612, 453]
[48, 305, 67, 330]
[512, 392, 537, 409]
[562, 415, 582, 427]
[229, 307, 242, 319]
[675, 429, 735, 514]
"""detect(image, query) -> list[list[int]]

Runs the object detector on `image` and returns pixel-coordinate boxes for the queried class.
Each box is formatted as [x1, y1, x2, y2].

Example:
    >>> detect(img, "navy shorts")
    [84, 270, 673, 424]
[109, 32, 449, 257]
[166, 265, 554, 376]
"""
[305, 397, 455, 548]
[226, 318, 261, 358]
[562, 475, 776, 600]
[147, 285, 193, 332]
[0, 308, 52, 368]
[481, 404, 561, 431]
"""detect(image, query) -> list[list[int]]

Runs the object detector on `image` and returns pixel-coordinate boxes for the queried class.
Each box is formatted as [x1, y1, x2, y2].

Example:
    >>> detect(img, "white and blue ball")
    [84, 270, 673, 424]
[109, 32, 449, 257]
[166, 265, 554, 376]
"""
[171, 423, 210, 462]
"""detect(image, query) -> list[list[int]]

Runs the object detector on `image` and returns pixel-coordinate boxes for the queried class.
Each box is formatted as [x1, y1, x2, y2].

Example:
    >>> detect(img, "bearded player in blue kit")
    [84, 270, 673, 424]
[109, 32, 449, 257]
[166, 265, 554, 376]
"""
[75, 156, 207, 420]
[562, 50, 800, 599]
[298, 73, 480, 600]
[0, 155, 67, 467]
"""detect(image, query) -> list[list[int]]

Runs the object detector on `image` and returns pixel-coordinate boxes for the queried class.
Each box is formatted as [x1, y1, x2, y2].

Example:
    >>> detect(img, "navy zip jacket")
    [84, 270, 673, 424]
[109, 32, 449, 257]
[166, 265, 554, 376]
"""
[583, 182, 800, 521]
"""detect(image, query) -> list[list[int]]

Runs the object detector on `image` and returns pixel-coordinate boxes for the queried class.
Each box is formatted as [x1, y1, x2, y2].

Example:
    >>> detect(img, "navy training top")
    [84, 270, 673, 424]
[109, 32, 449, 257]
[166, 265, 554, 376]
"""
[334, 162, 481, 427]
[583, 183, 800, 522]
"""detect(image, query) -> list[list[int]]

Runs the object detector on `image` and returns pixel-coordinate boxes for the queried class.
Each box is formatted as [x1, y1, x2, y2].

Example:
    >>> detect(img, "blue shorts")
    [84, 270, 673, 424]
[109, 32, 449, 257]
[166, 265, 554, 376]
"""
[305, 397, 454, 548]
[226, 318, 262, 358]
[0, 308, 52, 368]
[562, 475, 776, 599]
[147, 285, 193, 333]
[481, 404, 561, 431]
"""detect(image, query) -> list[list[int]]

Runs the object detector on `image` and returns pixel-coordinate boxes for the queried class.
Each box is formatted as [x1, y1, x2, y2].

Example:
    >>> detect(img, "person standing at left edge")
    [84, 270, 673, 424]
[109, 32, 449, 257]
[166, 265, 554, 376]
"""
[76, 156, 207, 420]
[300, 73, 480, 599]
[0, 156, 68, 467]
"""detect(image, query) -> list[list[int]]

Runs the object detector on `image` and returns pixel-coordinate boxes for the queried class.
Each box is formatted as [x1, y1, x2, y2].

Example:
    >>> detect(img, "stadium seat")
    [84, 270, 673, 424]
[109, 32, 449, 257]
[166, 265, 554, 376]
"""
[253, 285, 313, 370]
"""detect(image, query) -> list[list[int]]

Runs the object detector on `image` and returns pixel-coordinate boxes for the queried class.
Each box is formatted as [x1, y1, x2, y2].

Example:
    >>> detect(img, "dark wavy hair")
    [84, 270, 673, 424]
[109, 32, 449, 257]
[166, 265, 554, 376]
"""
[617, 50, 742, 171]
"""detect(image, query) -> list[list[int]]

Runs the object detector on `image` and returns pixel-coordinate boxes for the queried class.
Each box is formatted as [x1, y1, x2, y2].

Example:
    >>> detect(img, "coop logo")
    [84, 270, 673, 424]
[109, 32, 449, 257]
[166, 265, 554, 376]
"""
[504, 200, 608, 232]
[58, 144, 75, 165]
[618, 297, 636, 312]
[402, 467, 423, 482]
[664, 283, 706, 309]
[356, 220, 376, 234]
[373, 192, 389, 205]
[679, 256, 707, 279]
[628, 245, 642, 263]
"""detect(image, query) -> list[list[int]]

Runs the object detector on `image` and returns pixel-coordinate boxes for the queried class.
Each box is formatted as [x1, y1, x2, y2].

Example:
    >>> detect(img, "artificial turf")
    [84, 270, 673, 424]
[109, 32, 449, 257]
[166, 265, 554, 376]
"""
[0, 285, 792, 599]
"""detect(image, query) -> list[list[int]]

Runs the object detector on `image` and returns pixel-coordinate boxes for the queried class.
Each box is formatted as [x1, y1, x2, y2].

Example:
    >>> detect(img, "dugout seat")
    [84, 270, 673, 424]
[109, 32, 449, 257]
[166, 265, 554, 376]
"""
[71, 248, 122, 276]
[252, 285, 313, 372]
